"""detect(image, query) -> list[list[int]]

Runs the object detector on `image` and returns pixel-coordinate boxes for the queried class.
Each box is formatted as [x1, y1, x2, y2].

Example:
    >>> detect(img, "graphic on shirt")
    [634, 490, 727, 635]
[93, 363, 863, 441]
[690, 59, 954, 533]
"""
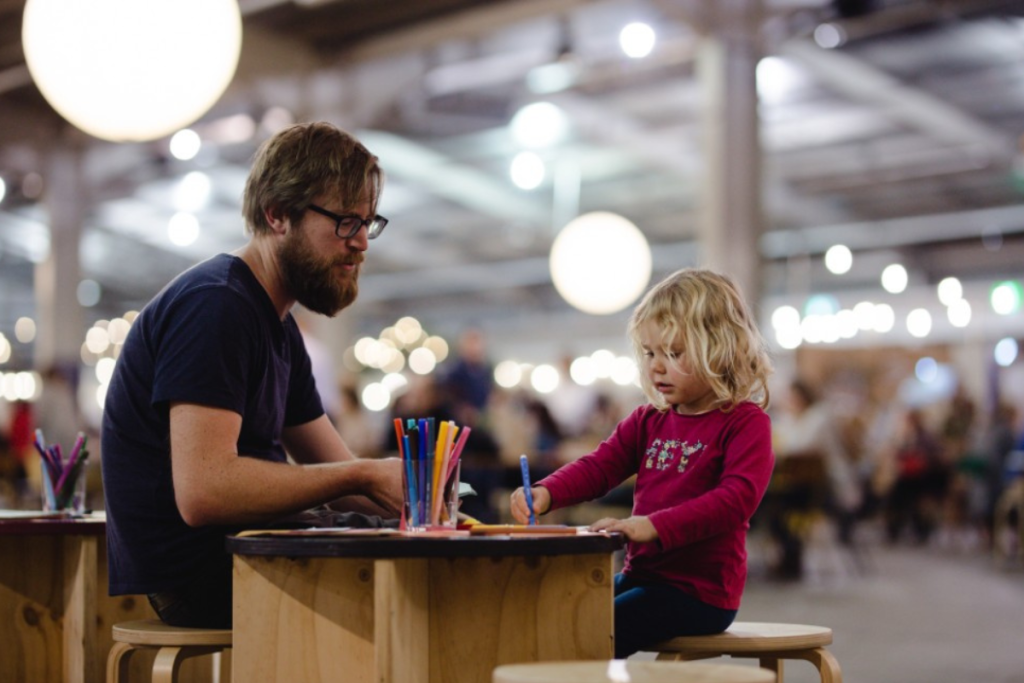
[645, 438, 705, 473]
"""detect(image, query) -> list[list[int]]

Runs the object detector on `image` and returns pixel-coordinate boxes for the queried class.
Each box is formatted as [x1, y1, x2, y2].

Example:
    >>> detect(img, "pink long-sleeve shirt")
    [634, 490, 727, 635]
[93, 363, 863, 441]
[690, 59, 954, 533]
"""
[538, 401, 774, 609]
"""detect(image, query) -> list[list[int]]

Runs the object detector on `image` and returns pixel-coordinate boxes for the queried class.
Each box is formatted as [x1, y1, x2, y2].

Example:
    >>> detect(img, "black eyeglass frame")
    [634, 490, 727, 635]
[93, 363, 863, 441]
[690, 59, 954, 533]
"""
[306, 204, 388, 240]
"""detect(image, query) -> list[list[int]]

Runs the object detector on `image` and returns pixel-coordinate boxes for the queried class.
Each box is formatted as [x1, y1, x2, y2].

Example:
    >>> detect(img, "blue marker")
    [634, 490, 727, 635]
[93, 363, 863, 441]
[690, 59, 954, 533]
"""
[520, 454, 536, 525]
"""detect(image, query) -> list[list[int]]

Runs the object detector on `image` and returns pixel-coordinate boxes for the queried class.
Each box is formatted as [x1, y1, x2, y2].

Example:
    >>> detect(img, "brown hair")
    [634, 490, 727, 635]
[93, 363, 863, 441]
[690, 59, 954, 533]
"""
[242, 122, 383, 234]
[627, 268, 773, 411]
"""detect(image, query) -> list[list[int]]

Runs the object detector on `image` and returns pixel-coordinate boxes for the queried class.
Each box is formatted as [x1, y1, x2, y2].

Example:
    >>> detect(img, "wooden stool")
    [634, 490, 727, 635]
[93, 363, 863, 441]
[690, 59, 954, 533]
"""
[494, 660, 774, 683]
[651, 622, 841, 683]
[106, 619, 232, 683]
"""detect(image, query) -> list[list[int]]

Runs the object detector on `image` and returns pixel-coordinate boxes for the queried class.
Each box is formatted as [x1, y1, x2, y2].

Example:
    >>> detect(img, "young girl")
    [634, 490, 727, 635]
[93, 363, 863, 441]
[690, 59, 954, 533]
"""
[510, 268, 774, 658]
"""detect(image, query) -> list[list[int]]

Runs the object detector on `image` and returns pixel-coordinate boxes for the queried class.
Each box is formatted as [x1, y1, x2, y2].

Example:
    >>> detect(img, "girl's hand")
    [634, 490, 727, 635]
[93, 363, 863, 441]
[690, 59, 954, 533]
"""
[510, 485, 551, 524]
[589, 515, 659, 543]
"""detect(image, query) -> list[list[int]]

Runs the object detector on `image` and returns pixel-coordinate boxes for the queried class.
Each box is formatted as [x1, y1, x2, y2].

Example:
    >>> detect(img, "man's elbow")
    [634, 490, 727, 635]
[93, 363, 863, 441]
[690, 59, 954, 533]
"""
[175, 488, 225, 527]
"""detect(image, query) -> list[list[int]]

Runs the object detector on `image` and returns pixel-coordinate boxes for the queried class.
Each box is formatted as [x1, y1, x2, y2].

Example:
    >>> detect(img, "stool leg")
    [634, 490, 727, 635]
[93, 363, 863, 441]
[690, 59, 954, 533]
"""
[153, 646, 187, 683]
[790, 647, 843, 683]
[218, 648, 232, 683]
[106, 642, 135, 683]
[757, 656, 783, 683]
[152, 646, 227, 683]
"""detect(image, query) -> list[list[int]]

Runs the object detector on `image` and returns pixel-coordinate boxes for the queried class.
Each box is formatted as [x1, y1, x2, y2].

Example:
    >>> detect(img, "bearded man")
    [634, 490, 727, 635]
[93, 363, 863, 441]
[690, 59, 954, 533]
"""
[101, 122, 402, 628]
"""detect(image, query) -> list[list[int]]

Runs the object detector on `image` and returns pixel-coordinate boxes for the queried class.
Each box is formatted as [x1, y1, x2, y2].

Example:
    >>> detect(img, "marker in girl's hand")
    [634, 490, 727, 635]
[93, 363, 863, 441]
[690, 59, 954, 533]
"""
[519, 454, 536, 525]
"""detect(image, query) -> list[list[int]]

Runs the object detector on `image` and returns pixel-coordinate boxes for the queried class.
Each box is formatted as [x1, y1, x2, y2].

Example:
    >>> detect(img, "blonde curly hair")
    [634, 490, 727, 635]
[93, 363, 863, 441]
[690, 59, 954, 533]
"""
[627, 268, 772, 412]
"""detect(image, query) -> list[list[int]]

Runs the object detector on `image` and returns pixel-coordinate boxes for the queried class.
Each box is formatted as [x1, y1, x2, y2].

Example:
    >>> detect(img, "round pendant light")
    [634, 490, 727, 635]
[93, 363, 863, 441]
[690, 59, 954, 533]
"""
[549, 211, 652, 315]
[22, 0, 242, 143]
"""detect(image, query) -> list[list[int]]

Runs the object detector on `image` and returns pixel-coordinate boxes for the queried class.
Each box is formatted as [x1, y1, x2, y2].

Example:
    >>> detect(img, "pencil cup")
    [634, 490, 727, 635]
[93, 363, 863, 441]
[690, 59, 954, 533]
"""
[41, 461, 86, 515]
[400, 456, 429, 533]
[400, 454, 414, 530]
[441, 461, 461, 529]
[395, 415, 471, 531]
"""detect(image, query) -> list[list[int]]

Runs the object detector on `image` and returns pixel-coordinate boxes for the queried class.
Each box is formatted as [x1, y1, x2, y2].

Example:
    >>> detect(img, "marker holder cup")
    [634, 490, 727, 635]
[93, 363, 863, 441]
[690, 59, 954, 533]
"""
[402, 460, 460, 532]
[41, 460, 86, 516]
[441, 460, 461, 529]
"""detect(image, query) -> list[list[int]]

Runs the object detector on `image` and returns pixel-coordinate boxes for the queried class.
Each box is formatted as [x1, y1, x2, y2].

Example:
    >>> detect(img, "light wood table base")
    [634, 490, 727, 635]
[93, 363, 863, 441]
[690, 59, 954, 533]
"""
[0, 515, 157, 683]
[233, 552, 613, 683]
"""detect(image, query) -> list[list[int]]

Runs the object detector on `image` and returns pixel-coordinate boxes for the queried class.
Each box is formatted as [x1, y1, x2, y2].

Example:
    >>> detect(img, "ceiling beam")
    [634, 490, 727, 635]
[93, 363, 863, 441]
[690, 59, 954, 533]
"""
[358, 203, 1024, 302]
[781, 39, 1014, 161]
[355, 130, 551, 226]
[341, 0, 592, 64]
[761, 203, 1024, 257]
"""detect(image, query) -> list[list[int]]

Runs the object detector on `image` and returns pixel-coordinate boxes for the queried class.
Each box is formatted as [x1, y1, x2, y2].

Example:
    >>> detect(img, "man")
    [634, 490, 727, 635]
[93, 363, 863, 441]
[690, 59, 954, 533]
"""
[101, 122, 402, 628]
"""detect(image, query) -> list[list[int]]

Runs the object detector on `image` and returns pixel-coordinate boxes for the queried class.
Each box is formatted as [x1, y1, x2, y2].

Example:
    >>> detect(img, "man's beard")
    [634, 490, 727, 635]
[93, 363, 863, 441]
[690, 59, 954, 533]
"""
[278, 227, 361, 317]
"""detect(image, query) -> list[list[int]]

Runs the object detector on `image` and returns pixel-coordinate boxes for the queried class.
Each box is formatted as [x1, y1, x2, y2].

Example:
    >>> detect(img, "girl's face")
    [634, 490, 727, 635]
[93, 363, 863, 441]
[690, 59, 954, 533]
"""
[638, 319, 717, 415]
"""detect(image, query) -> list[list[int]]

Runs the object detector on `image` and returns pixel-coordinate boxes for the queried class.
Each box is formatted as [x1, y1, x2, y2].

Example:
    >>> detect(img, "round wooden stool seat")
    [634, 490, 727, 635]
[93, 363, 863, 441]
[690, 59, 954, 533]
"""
[657, 622, 832, 653]
[112, 619, 233, 647]
[107, 619, 232, 683]
[652, 622, 842, 683]
[493, 660, 775, 683]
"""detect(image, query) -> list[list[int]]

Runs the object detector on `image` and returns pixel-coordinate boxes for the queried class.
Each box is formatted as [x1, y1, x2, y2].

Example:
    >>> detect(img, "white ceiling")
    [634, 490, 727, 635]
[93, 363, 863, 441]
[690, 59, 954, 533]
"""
[1, 0, 1023, 367]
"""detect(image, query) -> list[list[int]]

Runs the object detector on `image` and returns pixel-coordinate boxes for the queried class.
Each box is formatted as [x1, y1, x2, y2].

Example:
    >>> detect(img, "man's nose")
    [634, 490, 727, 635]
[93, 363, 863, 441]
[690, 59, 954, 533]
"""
[346, 224, 369, 251]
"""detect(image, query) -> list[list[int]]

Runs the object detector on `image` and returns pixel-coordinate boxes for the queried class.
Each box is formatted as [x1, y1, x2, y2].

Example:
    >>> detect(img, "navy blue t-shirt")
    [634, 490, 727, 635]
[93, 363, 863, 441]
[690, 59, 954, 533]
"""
[101, 254, 324, 595]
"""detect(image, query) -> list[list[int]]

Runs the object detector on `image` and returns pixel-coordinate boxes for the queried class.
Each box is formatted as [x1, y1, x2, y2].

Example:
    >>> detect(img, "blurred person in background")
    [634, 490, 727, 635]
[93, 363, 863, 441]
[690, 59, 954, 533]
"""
[439, 326, 493, 428]
[979, 401, 1020, 545]
[764, 379, 861, 580]
[884, 408, 945, 544]
[1, 400, 33, 506]
[435, 327, 501, 521]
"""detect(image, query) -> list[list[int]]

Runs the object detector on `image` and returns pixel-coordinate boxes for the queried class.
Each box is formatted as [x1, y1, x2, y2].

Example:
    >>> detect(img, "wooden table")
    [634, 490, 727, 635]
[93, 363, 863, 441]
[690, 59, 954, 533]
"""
[228, 530, 625, 683]
[0, 511, 153, 683]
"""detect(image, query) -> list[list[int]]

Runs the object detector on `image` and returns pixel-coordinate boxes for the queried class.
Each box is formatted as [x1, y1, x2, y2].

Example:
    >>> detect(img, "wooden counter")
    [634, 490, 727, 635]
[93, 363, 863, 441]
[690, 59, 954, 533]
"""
[0, 512, 155, 683]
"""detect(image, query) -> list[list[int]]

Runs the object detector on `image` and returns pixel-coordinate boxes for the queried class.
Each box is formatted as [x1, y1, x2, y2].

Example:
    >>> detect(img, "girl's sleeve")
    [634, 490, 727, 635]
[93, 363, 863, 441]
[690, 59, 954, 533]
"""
[538, 406, 645, 510]
[649, 407, 774, 551]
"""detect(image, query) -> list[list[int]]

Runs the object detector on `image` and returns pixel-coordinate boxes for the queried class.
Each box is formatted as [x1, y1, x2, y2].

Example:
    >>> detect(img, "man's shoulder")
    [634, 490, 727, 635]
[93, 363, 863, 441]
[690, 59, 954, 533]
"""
[154, 255, 256, 310]
[167, 254, 240, 291]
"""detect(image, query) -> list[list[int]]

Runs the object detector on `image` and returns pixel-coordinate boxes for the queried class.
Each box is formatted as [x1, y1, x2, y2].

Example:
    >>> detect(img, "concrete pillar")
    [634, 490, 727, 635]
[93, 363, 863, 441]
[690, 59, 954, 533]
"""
[34, 143, 85, 371]
[696, 0, 764, 307]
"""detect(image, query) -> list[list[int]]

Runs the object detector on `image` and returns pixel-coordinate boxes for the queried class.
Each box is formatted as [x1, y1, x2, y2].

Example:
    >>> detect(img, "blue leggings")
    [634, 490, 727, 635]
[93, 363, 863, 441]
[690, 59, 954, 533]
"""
[614, 573, 737, 659]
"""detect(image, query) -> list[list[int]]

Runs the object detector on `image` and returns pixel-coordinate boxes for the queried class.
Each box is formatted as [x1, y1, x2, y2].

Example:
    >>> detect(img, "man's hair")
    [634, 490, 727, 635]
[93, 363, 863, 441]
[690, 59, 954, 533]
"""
[242, 122, 383, 235]
[627, 267, 773, 411]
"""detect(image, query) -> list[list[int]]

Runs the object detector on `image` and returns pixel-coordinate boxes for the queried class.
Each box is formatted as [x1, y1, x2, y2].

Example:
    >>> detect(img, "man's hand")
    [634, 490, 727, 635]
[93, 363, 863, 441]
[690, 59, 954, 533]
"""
[588, 515, 659, 543]
[509, 485, 550, 524]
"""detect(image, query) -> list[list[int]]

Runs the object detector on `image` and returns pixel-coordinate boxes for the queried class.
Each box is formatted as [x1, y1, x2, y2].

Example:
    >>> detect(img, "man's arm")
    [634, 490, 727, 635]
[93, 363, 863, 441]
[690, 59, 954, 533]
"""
[280, 413, 356, 465]
[282, 414, 400, 517]
[169, 402, 402, 527]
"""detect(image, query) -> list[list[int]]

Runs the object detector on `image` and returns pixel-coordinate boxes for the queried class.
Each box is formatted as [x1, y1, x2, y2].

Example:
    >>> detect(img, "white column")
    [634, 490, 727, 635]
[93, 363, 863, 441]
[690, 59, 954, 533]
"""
[696, 0, 764, 306]
[34, 144, 85, 370]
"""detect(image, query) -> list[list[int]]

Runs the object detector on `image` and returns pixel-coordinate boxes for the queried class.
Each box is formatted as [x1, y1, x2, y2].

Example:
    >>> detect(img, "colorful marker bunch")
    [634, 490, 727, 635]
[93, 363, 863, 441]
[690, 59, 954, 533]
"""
[35, 429, 89, 512]
[394, 417, 470, 529]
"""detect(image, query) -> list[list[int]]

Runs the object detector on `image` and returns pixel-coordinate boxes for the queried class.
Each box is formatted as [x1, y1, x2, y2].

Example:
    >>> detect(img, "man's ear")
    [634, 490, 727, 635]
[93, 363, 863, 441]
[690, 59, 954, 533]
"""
[263, 205, 289, 235]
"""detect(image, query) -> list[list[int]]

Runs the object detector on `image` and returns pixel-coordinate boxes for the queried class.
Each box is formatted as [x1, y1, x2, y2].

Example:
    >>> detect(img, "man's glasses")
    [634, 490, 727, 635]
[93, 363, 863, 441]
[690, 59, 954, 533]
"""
[306, 204, 388, 240]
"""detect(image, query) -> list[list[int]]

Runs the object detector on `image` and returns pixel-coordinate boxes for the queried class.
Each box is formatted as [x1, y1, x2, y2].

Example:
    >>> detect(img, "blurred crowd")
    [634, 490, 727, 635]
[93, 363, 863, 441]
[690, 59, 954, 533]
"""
[3, 332, 1023, 581]
[758, 377, 1024, 580]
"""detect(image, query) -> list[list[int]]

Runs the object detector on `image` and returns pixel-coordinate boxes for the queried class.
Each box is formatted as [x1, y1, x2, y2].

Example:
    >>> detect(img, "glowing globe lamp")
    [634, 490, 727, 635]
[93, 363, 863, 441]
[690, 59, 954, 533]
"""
[549, 211, 652, 315]
[22, 0, 242, 143]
